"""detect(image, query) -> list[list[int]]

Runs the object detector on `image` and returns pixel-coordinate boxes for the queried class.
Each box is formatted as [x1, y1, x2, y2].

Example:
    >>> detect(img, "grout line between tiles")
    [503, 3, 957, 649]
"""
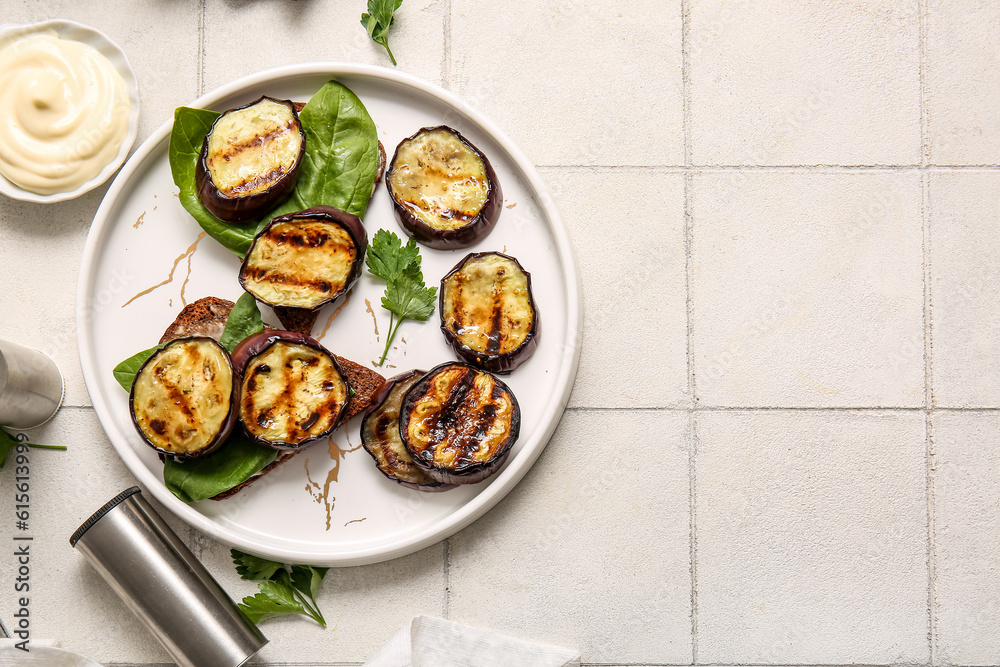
[926, 410, 938, 664]
[923, 166, 937, 667]
[197, 0, 206, 96]
[920, 0, 930, 169]
[147, 664, 976, 667]
[441, 0, 452, 88]
[918, 0, 936, 659]
[443, 537, 451, 619]
[681, 0, 697, 661]
[534, 164, 1000, 171]
[564, 405, 1000, 413]
[923, 171, 933, 410]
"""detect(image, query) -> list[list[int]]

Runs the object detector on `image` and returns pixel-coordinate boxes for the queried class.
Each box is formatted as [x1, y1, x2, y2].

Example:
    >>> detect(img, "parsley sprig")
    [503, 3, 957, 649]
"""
[366, 230, 437, 366]
[361, 0, 403, 66]
[0, 427, 66, 468]
[232, 549, 329, 627]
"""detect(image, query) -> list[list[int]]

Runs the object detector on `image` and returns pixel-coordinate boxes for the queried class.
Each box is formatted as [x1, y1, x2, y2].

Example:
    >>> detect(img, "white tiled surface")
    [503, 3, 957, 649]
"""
[1, 1, 999, 665]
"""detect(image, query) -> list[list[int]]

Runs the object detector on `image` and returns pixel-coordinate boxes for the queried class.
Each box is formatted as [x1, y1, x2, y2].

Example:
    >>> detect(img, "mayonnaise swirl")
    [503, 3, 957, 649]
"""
[0, 30, 130, 195]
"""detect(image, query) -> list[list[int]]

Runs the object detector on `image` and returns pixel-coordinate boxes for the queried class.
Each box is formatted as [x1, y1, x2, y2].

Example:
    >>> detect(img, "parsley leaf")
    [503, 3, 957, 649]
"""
[0, 427, 67, 469]
[290, 564, 329, 603]
[361, 0, 403, 66]
[366, 229, 420, 283]
[232, 549, 284, 582]
[383, 266, 436, 322]
[231, 549, 328, 627]
[365, 230, 437, 366]
[238, 581, 308, 625]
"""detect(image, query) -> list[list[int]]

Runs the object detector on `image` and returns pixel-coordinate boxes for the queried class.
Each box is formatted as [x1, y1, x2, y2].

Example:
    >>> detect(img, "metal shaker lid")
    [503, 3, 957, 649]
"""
[70, 486, 141, 546]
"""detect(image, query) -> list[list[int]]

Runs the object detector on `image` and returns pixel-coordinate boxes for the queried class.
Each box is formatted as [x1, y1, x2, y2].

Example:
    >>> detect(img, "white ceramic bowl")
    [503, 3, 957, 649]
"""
[0, 20, 140, 203]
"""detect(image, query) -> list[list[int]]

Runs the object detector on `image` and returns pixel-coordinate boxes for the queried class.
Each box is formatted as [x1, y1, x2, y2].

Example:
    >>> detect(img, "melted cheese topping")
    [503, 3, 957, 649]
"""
[132, 340, 233, 455]
[206, 98, 301, 197]
[240, 342, 347, 445]
[442, 253, 534, 355]
[388, 128, 489, 231]
[243, 219, 357, 309]
[405, 365, 515, 468]
[0, 31, 130, 195]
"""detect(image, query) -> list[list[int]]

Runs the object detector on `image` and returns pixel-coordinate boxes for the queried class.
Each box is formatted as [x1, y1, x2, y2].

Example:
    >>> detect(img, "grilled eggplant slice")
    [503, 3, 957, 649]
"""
[232, 331, 349, 450]
[386, 126, 502, 249]
[196, 96, 305, 223]
[239, 205, 367, 333]
[440, 252, 539, 374]
[130, 337, 237, 458]
[399, 362, 519, 485]
[361, 370, 456, 492]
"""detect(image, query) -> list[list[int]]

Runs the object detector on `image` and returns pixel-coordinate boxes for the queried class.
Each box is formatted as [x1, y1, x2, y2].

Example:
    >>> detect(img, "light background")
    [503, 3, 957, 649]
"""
[1, 0, 999, 664]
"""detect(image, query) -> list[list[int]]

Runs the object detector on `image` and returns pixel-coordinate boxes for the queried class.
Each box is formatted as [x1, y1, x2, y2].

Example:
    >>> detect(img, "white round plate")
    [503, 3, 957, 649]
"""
[77, 63, 580, 566]
[0, 19, 140, 203]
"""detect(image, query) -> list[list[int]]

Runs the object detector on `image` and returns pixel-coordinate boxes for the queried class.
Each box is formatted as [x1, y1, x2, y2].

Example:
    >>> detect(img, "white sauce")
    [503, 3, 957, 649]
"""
[0, 30, 130, 195]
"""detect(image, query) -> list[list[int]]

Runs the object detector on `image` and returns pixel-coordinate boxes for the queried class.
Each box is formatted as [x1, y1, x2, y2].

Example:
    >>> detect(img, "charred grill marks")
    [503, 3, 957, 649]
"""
[130, 338, 236, 458]
[486, 283, 504, 355]
[247, 268, 341, 294]
[240, 211, 365, 312]
[239, 341, 349, 448]
[403, 364, 518, 476]
[197, 97, 305, 222]
[222, 167, 287, 197]
[210, 123, 294, 165]
[440, 253, 537, 373]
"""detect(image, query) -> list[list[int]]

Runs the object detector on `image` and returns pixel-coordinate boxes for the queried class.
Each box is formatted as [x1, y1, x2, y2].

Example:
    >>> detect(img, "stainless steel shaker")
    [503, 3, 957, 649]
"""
[0, 338, 63, 429]
[70, 488, 267, 667]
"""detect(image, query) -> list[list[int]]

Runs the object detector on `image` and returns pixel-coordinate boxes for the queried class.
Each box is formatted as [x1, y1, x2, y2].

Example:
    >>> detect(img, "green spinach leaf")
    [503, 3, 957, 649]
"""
[167, 107, 256, 254]
[115, 297, 272, 503]
[361, 0, 403, 66]
[112, 344, 163, 392]
[163, 431, 276, 504]
[219, 292, 264, 353]
[168, 81, 379, 257]
[293, 81, 380, 220]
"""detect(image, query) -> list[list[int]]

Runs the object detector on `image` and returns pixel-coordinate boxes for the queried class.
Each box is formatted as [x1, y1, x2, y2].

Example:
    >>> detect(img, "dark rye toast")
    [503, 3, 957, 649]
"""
[160, 296, 385, 500]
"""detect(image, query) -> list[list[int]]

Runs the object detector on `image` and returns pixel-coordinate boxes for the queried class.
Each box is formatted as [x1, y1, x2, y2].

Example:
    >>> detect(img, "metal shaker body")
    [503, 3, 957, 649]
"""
[71, 488, 267, 667]
[0, 339, 64, 428]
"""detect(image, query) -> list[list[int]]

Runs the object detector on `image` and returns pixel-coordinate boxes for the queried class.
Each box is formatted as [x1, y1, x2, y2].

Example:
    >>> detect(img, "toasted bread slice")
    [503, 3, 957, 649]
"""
[158, 296, 233, 343]
[273, 305, 319, 335]
[161, 296, 385, 500]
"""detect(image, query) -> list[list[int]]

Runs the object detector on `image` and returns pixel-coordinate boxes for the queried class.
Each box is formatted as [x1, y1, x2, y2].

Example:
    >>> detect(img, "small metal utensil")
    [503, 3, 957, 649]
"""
[70, 487, 267, 667]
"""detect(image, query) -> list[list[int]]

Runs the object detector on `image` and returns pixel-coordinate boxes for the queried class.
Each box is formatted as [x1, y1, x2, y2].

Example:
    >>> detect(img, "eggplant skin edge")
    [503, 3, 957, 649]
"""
[196, 96, 306, 224]
[360, 369, 457, 492]
[238, 204, 368, 313]
[398, 362, 520, 485]
[439, 251, 540, 375]
[129, 337, 238, 459]
[386, 125, 503, 250]
[231, 330, 351, 451]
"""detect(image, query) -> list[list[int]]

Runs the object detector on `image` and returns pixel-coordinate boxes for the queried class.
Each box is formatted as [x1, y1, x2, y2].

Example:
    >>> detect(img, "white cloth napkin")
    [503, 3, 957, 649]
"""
[363, 615, 580, 667]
